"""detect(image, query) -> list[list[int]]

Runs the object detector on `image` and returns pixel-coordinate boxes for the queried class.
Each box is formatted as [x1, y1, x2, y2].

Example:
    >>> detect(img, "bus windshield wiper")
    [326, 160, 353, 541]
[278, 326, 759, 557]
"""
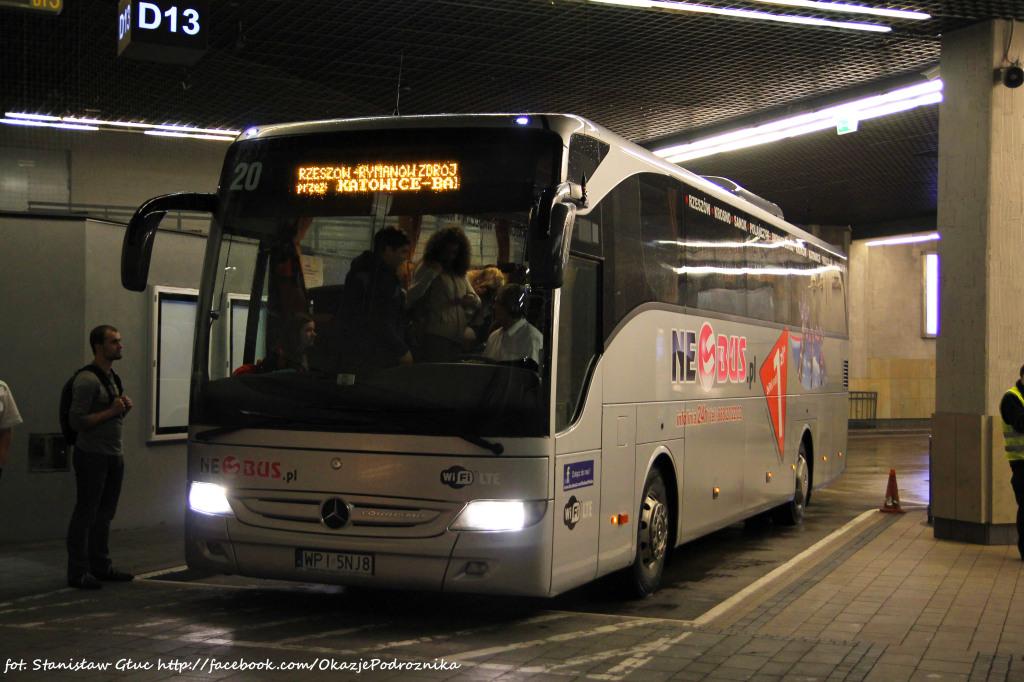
[459, 434, 504, 455]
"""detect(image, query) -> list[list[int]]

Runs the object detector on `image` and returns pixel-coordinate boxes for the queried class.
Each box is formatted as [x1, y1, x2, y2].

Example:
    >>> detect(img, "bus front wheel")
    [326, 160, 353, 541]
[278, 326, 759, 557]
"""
[626, 467, 670, 597]
[773, 443, 809, 526]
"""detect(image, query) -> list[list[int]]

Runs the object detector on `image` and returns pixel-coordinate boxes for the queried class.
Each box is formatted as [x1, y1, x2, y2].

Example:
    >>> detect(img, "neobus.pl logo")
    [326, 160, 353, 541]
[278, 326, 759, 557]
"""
[672, 322, 747, 390]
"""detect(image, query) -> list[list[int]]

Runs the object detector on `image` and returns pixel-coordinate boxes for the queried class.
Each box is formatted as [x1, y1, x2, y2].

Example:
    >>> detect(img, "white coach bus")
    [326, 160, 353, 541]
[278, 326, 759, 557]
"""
[122, 114, 848, 597]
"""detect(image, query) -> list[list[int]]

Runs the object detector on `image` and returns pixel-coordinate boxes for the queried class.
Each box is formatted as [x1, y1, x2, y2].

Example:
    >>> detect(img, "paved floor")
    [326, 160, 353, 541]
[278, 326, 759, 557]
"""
[1, 430, 1022, 680]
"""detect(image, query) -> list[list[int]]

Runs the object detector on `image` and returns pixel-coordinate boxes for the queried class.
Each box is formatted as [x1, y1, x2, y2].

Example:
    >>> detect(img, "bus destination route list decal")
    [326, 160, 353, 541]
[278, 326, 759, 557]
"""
[295, 162, 460, 195]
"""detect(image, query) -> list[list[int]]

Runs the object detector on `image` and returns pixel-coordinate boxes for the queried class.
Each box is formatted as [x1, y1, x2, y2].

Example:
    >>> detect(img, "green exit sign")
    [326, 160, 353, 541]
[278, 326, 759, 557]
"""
[835, 115, 859, 135]
[0, 0, 63, 14]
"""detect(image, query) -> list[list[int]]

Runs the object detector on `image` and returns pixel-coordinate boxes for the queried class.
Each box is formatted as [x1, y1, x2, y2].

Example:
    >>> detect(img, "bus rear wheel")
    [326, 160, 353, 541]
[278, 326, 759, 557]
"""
[773, 444, 809, 526]
[625, 467, 670, 597]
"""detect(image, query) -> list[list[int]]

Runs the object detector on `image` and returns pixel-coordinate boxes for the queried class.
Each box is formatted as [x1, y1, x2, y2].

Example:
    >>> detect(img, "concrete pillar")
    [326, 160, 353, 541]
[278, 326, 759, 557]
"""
[933, 20, 1024, 544]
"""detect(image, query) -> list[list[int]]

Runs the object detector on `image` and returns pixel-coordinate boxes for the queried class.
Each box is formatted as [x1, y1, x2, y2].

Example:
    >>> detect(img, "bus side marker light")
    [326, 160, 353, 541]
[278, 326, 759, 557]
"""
[712, 487, 721, 499]
[465, 561, 489, 576]
[766, 471, 773, 482]
[610, 514, 629, 525]
[823, 455, 829, 462]
[792, 464, 797, 471]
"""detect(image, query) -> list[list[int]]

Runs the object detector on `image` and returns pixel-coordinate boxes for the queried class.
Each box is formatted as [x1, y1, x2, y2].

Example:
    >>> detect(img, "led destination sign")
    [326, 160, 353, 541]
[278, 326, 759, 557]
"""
[0, 0, 63, 15]
[295, 162, 461, 196]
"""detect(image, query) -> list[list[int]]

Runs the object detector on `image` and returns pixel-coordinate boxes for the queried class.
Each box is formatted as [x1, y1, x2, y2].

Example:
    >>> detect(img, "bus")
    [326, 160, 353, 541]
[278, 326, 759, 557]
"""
[122, 114, 848, 597]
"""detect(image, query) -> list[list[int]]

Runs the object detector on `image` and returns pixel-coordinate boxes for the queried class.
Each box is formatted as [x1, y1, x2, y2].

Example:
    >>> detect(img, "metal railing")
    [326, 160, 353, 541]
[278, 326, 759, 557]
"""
[25, 201, 211, 235]
[849, 390, 878, 427]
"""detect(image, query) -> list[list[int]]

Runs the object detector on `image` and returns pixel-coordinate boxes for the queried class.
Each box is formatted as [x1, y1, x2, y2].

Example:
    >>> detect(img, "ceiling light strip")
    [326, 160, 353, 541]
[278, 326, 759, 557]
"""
[144, 130, 236, 142]
[4, 112, 240, 138]
[589, 0, 892, 32]
[864, 232, 939, 247]
[750, 0, 930, 20]
[656, 79, 942, 162]
[1, 118, 99, 131]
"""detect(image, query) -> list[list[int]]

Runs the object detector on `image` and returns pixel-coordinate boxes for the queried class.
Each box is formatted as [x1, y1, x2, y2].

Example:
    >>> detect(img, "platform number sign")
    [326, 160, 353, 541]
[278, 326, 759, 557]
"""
[117, 0, 208, 65]
[760, 330, 789, 461]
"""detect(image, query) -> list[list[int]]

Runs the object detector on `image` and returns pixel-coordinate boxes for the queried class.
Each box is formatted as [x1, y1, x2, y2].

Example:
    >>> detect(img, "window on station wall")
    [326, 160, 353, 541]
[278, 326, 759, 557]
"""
[922, 252, 938, 338]
[680, 189, 747, 317]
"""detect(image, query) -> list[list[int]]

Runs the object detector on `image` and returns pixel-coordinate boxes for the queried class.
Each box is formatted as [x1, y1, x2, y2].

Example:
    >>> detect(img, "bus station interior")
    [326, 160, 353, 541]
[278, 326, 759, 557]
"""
[2, 1, 1024, 679]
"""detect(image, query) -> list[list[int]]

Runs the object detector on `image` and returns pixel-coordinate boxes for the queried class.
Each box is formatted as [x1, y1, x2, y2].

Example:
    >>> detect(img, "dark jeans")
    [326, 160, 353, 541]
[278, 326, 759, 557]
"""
[1011, 460, 1024, 559]
[66, 450, 124, 579]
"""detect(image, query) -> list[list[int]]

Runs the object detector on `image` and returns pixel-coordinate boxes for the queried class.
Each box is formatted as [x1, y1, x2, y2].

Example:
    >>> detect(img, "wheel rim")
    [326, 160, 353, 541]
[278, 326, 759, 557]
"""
[794, 454, 808, 518]
[640, 491, 669, 569]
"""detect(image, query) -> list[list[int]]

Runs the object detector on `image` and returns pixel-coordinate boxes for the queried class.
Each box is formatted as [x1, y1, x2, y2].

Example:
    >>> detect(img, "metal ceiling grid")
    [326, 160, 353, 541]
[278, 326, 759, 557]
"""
[2, 0, 1021, 233]
[684, 106, 940, 227]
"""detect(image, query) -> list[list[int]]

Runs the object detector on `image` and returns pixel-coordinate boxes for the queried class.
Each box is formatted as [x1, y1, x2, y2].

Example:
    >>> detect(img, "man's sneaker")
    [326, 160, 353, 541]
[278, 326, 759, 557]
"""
[68, 574, 102, 590]
[95, 568, 134, 582]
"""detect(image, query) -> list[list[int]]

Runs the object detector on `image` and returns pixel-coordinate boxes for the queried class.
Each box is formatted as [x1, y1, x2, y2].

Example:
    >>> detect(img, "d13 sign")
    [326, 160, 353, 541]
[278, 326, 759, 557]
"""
[117, 0, 208, 65]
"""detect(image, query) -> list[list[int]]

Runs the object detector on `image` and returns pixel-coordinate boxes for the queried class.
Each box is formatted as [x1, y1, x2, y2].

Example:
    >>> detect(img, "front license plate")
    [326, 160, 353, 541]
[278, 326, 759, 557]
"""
[294, 549, 375, 575]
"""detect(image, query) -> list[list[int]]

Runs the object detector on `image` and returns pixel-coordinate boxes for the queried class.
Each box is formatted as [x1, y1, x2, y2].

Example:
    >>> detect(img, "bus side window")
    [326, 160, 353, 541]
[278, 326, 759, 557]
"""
[567, 134, 608, 186]
[639, 174, 682, 306]
[601, 176, 650, 338]
[556, 255, 602, 431]
[681, 189, 747, 317]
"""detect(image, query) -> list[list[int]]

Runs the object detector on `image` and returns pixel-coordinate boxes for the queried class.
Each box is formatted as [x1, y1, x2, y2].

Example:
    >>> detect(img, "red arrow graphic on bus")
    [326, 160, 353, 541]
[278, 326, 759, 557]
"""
[760, 330, 789, 461]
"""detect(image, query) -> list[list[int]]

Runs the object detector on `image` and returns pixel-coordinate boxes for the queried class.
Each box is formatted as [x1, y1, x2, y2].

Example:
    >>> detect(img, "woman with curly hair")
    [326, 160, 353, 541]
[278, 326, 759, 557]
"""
[467, 266, 507, 345]
[407, 226, 481, 361]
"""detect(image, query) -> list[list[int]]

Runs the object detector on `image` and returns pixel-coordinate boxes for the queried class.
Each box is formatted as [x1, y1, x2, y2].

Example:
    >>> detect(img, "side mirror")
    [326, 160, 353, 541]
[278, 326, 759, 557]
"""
[528, 201, 576, 289]
[122, 192, 217, 291]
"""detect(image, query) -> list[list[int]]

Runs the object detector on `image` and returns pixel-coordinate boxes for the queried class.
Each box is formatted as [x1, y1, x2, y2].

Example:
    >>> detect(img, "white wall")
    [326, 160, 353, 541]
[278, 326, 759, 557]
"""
[848, 238, 937, 419]
[0, 126, 225, 542]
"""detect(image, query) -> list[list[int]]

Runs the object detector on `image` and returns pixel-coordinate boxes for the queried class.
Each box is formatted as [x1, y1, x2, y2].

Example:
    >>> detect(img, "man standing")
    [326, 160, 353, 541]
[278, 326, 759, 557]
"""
[999, 364, 1024, 561]
[338, 227, 414, 373]
[0, 379, 22, 481]
[66, 325, 135, 589]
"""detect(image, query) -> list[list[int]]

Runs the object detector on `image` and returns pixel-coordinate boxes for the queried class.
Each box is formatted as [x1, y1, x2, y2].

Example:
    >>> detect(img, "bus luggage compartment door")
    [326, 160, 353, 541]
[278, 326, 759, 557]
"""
[599, 406, 636, 575]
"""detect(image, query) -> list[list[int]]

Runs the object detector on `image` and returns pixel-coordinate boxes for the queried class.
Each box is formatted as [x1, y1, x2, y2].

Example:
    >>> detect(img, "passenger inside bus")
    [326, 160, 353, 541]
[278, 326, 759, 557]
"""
[262, 312, 317, 372]
[336, 226, 413, 373]
[407, 226, 481, 362]
[467, 266, 507, 344]
[483, 284, 543, 368]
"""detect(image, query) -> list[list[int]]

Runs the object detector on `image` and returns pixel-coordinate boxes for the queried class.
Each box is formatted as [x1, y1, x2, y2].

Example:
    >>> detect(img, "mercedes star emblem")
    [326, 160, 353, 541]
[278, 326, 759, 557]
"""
[320, 497, 350, 529]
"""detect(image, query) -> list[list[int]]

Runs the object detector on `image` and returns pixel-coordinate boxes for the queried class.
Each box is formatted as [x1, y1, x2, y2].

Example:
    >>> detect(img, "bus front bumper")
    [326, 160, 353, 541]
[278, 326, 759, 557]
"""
[185, 504, 554, 596]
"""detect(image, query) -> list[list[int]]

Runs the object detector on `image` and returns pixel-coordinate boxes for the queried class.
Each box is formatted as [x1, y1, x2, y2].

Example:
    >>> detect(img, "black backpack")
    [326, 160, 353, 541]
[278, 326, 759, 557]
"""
[59, 365, 123, 446]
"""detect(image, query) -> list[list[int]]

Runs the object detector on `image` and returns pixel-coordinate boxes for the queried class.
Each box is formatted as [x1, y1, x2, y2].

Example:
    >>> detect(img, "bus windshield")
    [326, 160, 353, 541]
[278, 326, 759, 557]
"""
[196, 127, 563, 440]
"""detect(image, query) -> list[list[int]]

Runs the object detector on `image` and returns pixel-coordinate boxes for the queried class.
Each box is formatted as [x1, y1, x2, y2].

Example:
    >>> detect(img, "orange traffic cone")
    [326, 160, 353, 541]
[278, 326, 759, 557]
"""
[880, 468, 906, 514]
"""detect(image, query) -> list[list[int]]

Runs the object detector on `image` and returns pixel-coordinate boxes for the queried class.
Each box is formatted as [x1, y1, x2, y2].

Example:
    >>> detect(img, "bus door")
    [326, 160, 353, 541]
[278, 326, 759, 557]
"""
[599, 406, 636, 574]
[552, 255, 605, 591]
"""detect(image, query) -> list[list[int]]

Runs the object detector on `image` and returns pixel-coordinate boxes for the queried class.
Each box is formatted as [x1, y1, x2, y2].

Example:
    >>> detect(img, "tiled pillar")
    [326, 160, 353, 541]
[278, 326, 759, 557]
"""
[932, 20, 1024, 544]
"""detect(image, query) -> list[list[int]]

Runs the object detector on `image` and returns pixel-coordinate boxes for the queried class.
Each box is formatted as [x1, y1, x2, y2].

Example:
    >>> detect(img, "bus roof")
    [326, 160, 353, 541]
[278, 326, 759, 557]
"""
[242, 113, 846, 260]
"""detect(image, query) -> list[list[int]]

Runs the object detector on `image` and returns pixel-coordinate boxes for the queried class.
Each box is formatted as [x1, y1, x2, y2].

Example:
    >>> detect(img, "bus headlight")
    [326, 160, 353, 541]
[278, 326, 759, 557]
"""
[450, 500, 546, 532]
[189, 482, 233, 516]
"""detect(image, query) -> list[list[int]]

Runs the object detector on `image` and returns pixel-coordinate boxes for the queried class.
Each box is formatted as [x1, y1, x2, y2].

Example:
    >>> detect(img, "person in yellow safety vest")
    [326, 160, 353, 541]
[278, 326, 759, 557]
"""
[998, 364, 1024, 561]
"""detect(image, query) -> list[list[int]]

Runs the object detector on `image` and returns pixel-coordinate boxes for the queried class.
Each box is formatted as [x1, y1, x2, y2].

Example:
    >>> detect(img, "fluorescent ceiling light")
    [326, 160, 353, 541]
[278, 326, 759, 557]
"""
[654, 79, 942, 162]
[657, 238, 807, 249]
[864, 232, 940, 247]
[3, 111, 239, 140]
[589, 0, 891, 32]
[668, 264, 843, 276]
[144, 130, 236, 142]
[0, 118, 98, 131]
[750, 0, 930, 20]
[6, 112, 61, 121]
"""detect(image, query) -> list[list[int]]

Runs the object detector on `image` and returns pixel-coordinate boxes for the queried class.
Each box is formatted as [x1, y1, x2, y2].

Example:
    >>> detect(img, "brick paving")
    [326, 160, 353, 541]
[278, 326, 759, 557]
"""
[0, 511, 1022, 679]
